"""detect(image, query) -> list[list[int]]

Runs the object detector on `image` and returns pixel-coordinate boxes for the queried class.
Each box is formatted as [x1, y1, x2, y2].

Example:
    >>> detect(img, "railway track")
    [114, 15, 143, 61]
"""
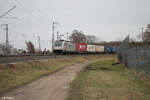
[0, 54, 98, 64]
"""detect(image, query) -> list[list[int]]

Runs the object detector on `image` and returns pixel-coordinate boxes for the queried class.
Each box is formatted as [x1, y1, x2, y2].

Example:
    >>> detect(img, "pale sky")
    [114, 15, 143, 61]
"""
[0, 0, 150, 50]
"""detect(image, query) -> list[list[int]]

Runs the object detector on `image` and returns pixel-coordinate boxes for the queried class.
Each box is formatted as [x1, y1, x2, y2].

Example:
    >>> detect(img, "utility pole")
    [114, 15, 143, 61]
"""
[66, 32, 69, 41]
[52, 22, 58, 52]
[0, 6, 16, 55]
[1, 24, 9, 51]
[37, 36, 41, 52]
[141, 27, 144, 42]
[57, 31, 59, 41]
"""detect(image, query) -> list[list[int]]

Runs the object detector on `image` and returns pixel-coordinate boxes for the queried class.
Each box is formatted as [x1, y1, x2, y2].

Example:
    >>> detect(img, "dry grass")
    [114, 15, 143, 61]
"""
[0, 55, 113, 94]
[68, 59, 150, 100]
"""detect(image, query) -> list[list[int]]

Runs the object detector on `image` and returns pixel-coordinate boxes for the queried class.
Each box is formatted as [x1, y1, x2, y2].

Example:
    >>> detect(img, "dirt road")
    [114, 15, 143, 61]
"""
[0, 61, 97, 100]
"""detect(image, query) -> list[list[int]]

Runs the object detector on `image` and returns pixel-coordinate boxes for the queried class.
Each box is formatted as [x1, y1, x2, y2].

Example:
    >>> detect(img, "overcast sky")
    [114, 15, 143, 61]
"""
[0, 0, 150, 50]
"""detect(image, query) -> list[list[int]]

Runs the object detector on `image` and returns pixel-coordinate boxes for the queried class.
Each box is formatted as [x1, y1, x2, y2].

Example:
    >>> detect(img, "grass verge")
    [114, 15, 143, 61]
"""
[0, 55, 113, 94]
[68, 59, 150, 100]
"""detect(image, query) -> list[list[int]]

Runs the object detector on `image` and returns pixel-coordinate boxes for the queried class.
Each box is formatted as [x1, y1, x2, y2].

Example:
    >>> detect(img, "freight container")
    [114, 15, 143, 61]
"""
[87, 45, 96, 52]
[76, 43, 87, 52]
[104, 46, 112, 53]
[95, 45, 104, 53]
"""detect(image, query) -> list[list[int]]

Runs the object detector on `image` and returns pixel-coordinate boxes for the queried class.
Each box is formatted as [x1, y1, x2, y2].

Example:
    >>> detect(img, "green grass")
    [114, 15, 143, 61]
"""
[68, 59, 150, 100]
[0, 55, 112, 94]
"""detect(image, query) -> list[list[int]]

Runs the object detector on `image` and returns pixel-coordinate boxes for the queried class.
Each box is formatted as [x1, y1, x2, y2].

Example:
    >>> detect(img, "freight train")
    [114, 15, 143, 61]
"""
[53, 40, 117, 54]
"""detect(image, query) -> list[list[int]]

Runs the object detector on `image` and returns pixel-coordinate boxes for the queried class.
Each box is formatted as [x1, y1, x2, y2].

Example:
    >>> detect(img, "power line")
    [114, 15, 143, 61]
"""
[13, 0, 39, 20]
[0, 5, 16, 18]
[26, 0, 49, 19]
[13, 0, 50, 30]
[1, 17, 18, 19]
[28, 0, 45, 17]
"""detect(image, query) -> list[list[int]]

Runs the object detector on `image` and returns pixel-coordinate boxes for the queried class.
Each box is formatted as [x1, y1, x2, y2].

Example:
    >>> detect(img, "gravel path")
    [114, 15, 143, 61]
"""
[0, 61, 97, 100]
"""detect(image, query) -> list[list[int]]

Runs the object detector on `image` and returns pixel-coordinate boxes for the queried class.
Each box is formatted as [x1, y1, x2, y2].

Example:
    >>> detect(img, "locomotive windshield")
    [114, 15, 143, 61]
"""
[54, 41, 62, 47]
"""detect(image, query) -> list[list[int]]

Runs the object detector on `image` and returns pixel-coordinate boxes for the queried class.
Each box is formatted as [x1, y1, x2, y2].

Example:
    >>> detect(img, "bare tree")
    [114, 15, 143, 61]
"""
[70, 29, 86, 43]
[26, 41, 35, 54]
[86, 35, 101, 43]
[86, 35, 95, 43]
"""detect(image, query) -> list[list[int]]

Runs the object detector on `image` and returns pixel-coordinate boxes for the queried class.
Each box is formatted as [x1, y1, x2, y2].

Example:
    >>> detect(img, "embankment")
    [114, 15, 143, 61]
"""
[0, 55, 114, 94]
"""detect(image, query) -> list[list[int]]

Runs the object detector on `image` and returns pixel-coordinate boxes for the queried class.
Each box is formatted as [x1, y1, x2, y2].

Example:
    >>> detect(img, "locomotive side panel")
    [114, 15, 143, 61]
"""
[64, 42, 76, 52]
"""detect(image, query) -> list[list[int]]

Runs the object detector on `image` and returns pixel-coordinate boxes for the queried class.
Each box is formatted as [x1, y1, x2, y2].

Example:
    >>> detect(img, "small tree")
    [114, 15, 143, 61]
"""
[26, 41, 35, 54]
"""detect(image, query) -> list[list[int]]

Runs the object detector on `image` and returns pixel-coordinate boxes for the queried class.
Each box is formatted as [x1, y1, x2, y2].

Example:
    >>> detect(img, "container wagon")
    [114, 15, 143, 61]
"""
[104, 46, 112, 53]
[76, 43, 87, 54]
[95, 45, 104, 53]
[87, 44, 96, 53]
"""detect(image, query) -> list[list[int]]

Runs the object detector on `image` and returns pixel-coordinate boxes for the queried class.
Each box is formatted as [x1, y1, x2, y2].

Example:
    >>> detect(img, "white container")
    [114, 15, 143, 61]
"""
[87, 45, 96, 52]
[95, 45, 104, 53]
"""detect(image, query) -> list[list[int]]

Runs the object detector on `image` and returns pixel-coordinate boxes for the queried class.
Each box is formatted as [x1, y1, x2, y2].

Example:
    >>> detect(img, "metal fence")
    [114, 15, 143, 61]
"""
[119, 36, 150, 75]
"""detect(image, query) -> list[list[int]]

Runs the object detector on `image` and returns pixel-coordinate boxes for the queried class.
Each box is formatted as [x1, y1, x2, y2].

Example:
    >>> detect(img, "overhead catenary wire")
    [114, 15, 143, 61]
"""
[2, 0, 51, 29]
[11, 0, 46, 28]
[1, 17, 19, 19]
[0, 0, 52, 50]
[13, 0, 48, 22]
[3, 0, 49, 23]
[26, 0, 47, 18]
[12, 0, 51, 37]
[0, 5, 16, 18]
[13, 0, 36, 18]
